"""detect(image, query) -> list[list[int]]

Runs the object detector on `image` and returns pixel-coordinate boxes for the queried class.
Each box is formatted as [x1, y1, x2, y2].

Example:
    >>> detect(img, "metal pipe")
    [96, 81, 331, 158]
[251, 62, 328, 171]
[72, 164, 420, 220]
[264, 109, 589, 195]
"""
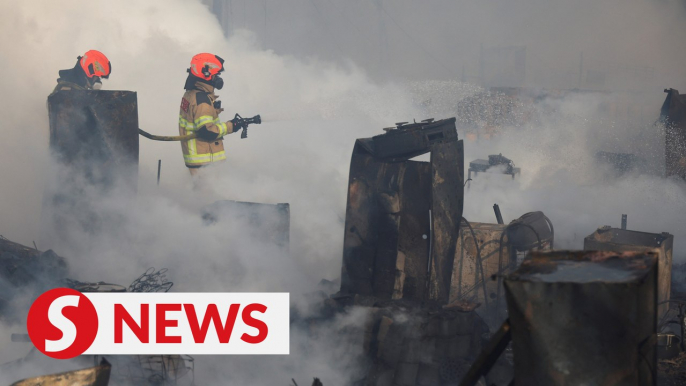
[493, 204, 504, 225]
[680, 305, 686, 352]
[426, 210, 433, 297]
[157, 159, 162, 186]
[458, 320, 512, 386]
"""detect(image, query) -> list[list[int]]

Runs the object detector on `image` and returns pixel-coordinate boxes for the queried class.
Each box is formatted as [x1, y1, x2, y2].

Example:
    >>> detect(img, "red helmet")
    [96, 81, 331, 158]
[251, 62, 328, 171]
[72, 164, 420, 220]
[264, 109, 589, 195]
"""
[79, 50, 111, 79]
[189, 53, 224, 81]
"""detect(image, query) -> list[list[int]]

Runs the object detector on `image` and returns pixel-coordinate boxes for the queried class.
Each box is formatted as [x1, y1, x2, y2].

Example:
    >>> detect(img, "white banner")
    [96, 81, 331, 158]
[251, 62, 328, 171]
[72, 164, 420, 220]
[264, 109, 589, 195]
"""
[78, 292, 290, 355]
[27, 288, 290, 359]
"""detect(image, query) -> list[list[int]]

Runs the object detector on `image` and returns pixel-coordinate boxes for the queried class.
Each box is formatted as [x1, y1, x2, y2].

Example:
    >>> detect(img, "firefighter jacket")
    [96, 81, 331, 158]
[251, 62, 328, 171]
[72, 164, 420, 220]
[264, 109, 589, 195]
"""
[179, 81, 235, 167]
[51, 66, 90, 95]
[50, 80, 86, 95]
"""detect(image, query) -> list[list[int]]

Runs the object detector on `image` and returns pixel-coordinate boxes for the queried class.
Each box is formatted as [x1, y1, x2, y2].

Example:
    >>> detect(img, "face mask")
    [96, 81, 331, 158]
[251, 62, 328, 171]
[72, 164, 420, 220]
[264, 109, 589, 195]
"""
[213, 74, 224, 90]
[91, 76, 103, 90]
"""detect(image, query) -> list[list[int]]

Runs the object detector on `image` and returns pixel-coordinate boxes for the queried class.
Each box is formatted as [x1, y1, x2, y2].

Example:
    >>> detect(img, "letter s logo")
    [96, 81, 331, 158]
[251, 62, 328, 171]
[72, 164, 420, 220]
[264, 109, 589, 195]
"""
[45, 295, 80, 352]
[27, 288, 98, 359]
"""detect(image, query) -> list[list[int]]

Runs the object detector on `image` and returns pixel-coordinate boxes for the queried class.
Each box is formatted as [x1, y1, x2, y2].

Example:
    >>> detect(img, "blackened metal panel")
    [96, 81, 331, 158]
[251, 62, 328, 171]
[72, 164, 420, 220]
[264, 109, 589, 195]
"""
[371, 162, 405, 299]
[47, 90, 139, 188]
[505, 250, 658, 386]
[429, 139, 464, 304]
[341, 145, 432, 301]
[341, 150, 380, 295]
[341, 119, 463, 303]
[584, 227, 673, 318]
[341, 142, 406, 298]
[42, 91, 139, 246]
[397, 161, 431, 300]
[370, 118, 458, 160]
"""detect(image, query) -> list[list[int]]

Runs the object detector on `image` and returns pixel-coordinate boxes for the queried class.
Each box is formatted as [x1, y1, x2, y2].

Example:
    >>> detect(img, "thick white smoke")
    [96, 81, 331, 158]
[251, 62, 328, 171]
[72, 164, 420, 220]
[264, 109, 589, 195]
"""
[0, 1, 420, 384]
[459, 92, 686, 256]
[0, 0, 685, 385]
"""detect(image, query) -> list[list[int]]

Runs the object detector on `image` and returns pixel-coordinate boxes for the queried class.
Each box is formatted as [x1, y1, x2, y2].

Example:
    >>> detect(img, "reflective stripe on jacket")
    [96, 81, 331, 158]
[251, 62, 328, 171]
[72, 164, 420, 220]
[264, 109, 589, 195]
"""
[178, 81, 235, 167]
[50, 80, 86, 96]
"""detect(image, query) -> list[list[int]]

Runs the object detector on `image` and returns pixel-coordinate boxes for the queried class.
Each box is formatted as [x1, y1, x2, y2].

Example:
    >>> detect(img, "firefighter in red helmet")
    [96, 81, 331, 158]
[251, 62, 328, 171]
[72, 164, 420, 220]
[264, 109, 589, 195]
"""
[179, 53, 242, 176]
[52, 50, 111, 94]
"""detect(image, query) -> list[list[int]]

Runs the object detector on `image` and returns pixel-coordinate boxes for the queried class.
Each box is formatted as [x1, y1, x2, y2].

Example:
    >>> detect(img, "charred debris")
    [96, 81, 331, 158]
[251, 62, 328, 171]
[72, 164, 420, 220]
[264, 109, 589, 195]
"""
[296, 87, 686, 385]
[0, 236, 194, 385]
[2, 88, 686, 385]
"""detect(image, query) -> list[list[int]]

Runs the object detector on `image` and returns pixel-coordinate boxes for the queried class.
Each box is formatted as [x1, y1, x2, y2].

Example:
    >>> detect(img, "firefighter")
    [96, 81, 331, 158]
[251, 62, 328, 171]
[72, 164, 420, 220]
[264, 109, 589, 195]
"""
[179, 53, 241, 176]
[52, 50, 111, 94]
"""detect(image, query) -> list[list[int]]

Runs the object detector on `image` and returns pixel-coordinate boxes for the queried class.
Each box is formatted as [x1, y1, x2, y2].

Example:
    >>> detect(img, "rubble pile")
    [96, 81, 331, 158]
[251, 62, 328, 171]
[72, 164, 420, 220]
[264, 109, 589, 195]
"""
[363, 304, 496, 386]
[1, 83, 684, 385]
[659, 351, 686, 385]
[0, 236, 194, 385]
[0, 237, 67, 318]
[9, 359, 111, 386]
[451, 212, 553, 329]
[302, 119, 515, 386]
[305, 293, 510, 386]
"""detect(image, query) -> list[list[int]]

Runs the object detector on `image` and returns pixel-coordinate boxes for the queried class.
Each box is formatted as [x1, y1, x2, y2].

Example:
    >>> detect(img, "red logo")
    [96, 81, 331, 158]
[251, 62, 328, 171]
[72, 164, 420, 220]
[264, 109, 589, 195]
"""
[27, 288, 98, 359]
[25, 291, 288, 357]
[180, 98, 190, 113]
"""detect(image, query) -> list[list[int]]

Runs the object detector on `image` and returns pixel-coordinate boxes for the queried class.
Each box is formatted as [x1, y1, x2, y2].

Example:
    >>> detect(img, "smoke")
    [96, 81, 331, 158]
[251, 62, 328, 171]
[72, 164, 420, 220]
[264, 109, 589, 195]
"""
[459, 91, 686, 257]
[0, 1, 420, 384]
[0, 0, 685, 385]
[237, 0, 686, 89]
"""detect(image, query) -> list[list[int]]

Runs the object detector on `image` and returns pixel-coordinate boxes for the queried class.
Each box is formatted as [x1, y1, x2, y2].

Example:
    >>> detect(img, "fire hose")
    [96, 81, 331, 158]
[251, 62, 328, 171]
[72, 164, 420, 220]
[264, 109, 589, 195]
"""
[138, 128, 196, 141]
[138, 114, 261, 141]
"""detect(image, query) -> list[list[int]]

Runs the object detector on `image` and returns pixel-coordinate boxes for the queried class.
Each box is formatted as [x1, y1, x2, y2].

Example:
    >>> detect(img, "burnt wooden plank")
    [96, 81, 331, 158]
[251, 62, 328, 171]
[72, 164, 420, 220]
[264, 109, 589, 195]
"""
[11, 358, 111, 386]
[397, 161, 431, 301]
[341, 151, 379, 295]
[370, 162, 404, 299]
[429, 140, 464, 304]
